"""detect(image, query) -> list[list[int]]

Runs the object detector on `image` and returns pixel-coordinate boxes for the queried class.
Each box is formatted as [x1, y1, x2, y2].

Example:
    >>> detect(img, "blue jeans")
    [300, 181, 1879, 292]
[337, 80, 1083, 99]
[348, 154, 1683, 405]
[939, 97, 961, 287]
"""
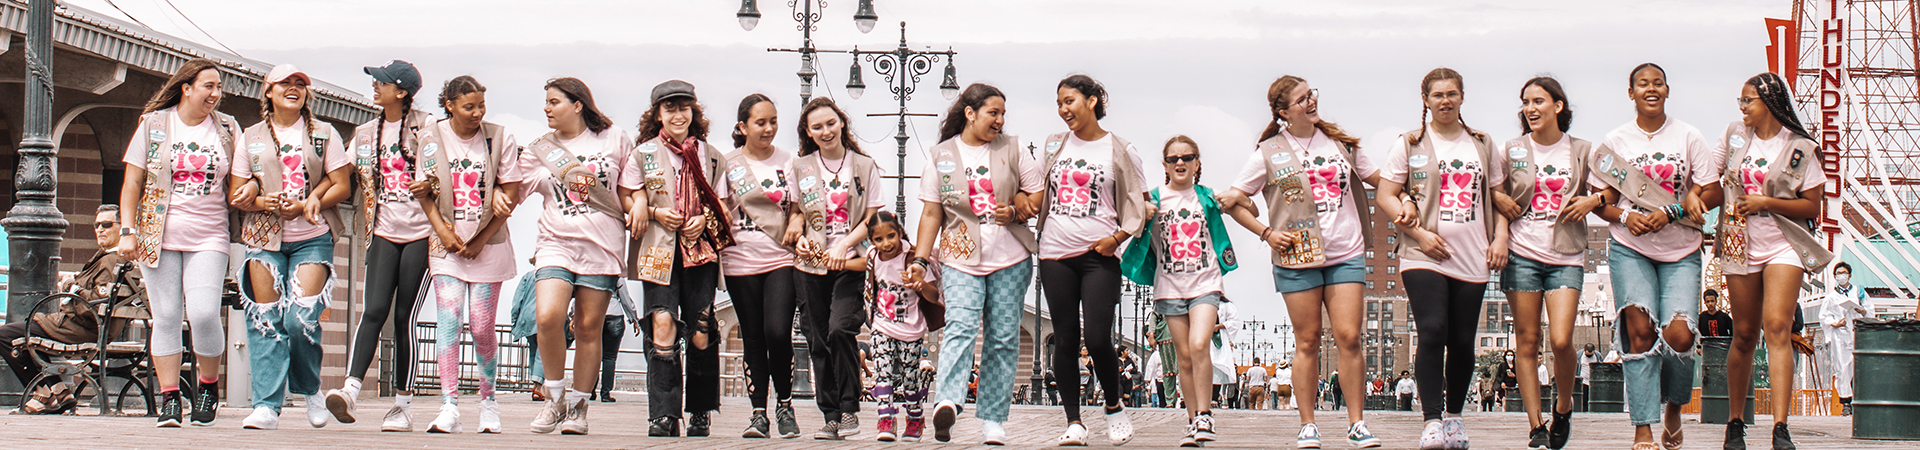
[936, 259, 1032, 422]
[1606, 240, 1701, 426]
[243, 235, 336, 411]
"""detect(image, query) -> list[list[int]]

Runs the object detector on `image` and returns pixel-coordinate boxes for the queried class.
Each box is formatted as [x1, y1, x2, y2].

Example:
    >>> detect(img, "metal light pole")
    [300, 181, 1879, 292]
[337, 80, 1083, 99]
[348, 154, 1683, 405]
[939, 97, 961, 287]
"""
[846, 22, 959, 216]
[1242, 319, 1268, 366]
[6, 0, 69, 322]
[741, 0, 881, 105]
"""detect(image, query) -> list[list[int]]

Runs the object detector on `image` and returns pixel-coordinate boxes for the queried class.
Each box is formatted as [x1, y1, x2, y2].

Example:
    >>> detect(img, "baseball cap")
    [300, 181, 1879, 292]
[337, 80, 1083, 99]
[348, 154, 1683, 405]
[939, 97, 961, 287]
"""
[364, 60, 422, 96]
[265, 64, 310, 86]
[651, 80, 697, 104]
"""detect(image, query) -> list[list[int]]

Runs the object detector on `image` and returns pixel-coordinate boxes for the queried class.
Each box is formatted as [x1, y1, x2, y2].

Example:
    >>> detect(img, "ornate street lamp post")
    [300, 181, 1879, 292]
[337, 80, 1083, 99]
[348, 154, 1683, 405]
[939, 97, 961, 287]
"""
[6, 0, 69, 321]
[741, 0, 881, 105]
[845, 21, 959, 216]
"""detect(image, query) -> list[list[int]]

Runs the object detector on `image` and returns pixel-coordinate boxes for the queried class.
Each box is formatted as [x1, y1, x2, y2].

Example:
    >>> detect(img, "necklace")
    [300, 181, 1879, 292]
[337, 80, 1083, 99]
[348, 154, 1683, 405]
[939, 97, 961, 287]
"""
[819, 152, 847, 177]
[1285, 127, 1316, 154]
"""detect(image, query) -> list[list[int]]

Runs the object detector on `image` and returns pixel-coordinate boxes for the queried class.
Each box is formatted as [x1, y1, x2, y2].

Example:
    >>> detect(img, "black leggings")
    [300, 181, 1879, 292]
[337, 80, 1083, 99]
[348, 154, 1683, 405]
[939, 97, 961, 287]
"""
[727, 267, 800, 409]
[1404, 269, 1486, 421]
[1039, 252, 1124, 422]
[348, 236, 430, 390]
[801, 270, 866, 417]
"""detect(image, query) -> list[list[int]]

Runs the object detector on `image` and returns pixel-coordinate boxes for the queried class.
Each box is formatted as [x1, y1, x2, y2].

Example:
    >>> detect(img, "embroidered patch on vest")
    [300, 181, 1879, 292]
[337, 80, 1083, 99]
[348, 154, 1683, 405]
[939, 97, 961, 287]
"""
[1728, 134, 1747, 150]
[1508, 146, 1527, 159]
[1409, 154, 1431, 168]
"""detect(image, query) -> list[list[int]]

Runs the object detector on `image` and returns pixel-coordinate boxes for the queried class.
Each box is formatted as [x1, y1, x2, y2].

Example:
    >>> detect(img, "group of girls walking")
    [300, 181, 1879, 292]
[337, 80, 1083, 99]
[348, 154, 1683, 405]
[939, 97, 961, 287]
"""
[119, 56, 1829, 450]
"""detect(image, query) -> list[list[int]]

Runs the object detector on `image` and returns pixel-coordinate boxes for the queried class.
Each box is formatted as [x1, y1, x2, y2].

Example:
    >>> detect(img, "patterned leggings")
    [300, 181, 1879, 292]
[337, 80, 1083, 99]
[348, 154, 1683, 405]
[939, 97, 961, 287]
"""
[870, 334, 934, 420]
[433, 275, 501, 403]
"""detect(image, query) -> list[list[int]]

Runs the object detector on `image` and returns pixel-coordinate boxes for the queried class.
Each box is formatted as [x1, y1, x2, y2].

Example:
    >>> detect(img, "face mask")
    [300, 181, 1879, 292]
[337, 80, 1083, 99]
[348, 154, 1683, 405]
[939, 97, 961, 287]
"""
[1837, 274, 1852, 286]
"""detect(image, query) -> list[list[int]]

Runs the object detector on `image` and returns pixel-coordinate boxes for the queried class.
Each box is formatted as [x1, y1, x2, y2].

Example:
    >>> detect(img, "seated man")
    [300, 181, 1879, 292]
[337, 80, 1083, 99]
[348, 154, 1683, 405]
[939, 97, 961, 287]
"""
[0, 205, 139, 390]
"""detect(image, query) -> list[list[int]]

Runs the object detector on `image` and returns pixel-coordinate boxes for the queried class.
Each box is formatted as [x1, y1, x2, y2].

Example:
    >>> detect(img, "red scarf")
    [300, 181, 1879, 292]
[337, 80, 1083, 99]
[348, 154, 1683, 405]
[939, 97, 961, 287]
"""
[662, 132, 733, 265]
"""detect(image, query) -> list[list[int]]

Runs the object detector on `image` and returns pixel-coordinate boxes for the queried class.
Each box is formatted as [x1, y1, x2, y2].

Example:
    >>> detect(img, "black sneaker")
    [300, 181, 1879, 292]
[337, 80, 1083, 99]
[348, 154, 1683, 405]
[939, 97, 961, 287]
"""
[743, 409, 771, 438]
[687, 410, 711, 437]
[1548, 411, 1572, 449]
[156, 391, 183, 428]
[1771, 422, 1795, 450]
[190, 381, 219, 426]
[775, 401, 801, 438]
[648, 416, 680, 437]
[1725, 418, 1748, 450]
[1527, 423, 1550, 449]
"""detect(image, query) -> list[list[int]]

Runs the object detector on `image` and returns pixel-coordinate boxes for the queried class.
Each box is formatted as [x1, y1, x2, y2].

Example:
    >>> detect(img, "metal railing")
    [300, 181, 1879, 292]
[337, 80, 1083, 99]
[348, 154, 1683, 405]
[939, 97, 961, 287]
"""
[395, 322, 751, 397]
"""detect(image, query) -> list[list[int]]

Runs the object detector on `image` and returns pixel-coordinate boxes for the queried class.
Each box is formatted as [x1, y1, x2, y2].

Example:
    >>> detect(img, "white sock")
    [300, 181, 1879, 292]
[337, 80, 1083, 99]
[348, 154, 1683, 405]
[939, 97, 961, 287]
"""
[567, 389, 590, 403]
[395, 394, 412, 409]
[544, 380, 567, 392]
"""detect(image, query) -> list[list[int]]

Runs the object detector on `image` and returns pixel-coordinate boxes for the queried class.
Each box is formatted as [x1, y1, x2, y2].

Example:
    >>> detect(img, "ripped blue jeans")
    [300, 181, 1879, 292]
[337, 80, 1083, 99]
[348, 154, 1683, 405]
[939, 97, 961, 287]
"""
[243, 235, 335, 411]
[1606, 240, 1700, 426]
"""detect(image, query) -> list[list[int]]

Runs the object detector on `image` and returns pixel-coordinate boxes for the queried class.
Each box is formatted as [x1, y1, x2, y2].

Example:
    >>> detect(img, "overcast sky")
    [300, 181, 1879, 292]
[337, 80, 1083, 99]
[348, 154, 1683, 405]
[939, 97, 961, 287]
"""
[66, 0, 1797, 357]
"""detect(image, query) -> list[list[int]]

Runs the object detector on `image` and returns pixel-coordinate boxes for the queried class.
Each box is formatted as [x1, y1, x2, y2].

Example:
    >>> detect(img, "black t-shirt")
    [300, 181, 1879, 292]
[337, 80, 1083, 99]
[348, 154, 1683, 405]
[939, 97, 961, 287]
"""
[1700, 310, 1734, 337]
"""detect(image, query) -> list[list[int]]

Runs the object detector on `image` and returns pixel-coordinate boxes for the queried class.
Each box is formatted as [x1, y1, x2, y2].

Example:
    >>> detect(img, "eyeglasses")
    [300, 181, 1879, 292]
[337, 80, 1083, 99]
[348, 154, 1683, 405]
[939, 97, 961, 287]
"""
[1291, 89, 1319, 108]
[1164, 154, 1199, 163]
[94, 222, 117, 229]
[1736, 96, 1760, 107]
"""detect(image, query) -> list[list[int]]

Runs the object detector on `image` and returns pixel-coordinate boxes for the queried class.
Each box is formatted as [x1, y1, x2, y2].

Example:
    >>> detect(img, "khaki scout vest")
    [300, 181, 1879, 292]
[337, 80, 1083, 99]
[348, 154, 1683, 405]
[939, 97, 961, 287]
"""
[1714, 122, 1834, 275]
[132, 109, 241, 268]
[1501, 135, 1594, 255]
[1035, 132, 1148, 244]
[928, 134, 1037, 266]
[1256, 134, 1374, 268]
[628, 136, 730, 283]
[237, 120, 342, 251]
[417, 121, 512, 258]
[1589, 143, 1705, 230]
[791, 151, 879, 275]
[1396, 129, 1498, 264]
[351, 111, 434, 250]
[722, 149, 793, 242]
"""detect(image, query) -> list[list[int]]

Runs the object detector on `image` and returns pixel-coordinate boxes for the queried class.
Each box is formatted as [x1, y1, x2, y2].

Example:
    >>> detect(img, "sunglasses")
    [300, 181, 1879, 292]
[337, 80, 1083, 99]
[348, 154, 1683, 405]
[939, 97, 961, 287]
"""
[1163, 154, 1199, 163]
[95, 222, 117, 229]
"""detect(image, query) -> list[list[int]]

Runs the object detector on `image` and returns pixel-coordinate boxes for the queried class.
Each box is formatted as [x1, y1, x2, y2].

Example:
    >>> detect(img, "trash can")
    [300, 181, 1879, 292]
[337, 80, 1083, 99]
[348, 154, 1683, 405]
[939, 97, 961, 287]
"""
[1573, 384, 1588, 412]
[1367, 395, 1393, 411]
[1700, 336, 1755, 424]
[1588, 362, 1624, 413]
[1853, 319, 1920, 440]
[1506, 386, 1550, 412]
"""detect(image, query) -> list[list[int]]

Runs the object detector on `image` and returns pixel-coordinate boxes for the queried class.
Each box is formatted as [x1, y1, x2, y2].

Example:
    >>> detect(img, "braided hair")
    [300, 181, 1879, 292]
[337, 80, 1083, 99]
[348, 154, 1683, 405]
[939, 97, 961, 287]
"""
[258, 81, 319, 192]
[1747, 72, 1812, 141]
[1408, 68, 1484, 146]
[1258, 75, 1362, 148]
[374, 89, 419, 191]
[1162, 135, 1202, 184]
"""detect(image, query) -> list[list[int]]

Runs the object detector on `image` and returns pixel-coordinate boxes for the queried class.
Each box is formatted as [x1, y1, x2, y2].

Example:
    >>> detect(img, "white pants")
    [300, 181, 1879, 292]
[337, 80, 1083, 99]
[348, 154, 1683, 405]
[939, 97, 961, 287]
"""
[1827, 325, 1856, 398]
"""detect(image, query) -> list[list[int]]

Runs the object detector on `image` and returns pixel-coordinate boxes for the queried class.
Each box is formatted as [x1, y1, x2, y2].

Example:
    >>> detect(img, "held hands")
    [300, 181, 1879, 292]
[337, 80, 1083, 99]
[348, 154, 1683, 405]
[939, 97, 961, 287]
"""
[274, 193, 306, 221]
[230, 183, 260, 211]
[1683, 191, 1707, 224]
[1729, 195, 1772, 217]
[408, 177, 435, 200]
[993, 204, 1019, 226]
[1624, 210, 1670, 236]
[436, 228, 467, 256]
[1394, 198, 1422, 229]
[1491, 191, 1524, 222]
[1263, 228, 1299, 250]
[1411, 228, 1453, 261]
[680, 212, 706, 241]
[1214, 190, 1252, 211]
[1560, 195, 1604, 225]
[653, 207, 686, 231]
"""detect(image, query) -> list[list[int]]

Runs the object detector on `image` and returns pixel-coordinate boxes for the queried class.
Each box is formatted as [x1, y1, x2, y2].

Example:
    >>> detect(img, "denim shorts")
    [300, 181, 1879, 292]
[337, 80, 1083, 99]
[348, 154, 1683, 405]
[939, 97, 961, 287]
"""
[533, 266, 620, 292]
[1154, 291, 1223, 316]
[1500, 253, 1584, 293]
[1271, 256, 1367, 294]
[242, 234, 336, 300]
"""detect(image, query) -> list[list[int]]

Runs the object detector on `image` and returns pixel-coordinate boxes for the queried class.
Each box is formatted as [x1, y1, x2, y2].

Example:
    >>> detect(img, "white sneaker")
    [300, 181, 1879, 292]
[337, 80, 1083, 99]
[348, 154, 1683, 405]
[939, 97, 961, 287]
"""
[1106, 411, 1134, 446]
[1056, 423, 1090, 446]
[1193, 413, 1218, 442]
[528, 397, 566, 434]
[477, 399, 501, 434]
[558, 398, 589, 435]
[242, 406, 279, 430]
[1440, 417, 1467, 450]
[427, 403, 462, 434]
[1419, 420, 1445, 450]
[324, 388, 358, 424]
[1298, 423, 1323, 448]
[380, 405, 413, 432]
[982, 421, 1008, 446]
[306, 396, 330, 428]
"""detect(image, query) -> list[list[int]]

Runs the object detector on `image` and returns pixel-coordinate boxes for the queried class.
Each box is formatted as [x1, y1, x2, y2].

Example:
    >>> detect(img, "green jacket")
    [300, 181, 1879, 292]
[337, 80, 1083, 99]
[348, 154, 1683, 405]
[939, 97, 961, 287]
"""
[1121, 184, 1238, 287]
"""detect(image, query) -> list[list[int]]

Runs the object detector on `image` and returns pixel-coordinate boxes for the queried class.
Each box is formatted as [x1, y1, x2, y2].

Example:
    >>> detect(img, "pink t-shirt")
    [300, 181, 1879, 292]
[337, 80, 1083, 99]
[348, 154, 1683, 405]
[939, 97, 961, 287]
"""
[1149, 185, 1224, 300]
[1038, 134, 1145, 260]
[1231, 129, 1378, 268]
[720, 149, 797, 276]
[122, 108, 232, 254]
[805, 153, 887, 254]
[371, 119, 433, 243]
[1506, 134, 1586, 267]
[1590, 118, 1722, 263]
[1383, 127, 1507, 283]
[1728, 130, 1820, 268]
[869, 246, 932, 341]
[425, 121, 524, 283]
[523, 127, 639, 276]
[229, 119, 350, 242]
[917, 140, 1046, 276]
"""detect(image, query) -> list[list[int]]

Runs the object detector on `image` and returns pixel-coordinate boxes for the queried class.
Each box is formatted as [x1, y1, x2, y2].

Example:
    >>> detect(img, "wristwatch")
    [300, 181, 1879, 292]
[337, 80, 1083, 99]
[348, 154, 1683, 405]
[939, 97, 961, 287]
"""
[119, 226, 136, 237]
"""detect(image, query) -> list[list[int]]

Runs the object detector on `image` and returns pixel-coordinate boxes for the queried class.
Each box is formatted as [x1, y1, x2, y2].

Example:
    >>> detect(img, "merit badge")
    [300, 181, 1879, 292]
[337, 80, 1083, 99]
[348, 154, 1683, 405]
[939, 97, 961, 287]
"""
[422, 142, 438, 158]
[1509, 146, 1528, 159]
[247, 142, 268, 155]
[148, 129, 166, 143]
[729, 166, 749, 182]
[1729, 134, 1747, 150]
[1280, 176, 1306, 202]
[1789, 149, 1804, 169]
[1272, 152, 1293, 165]
[1046, 140, 1062, 154]
[638, 142, 658, 153]
[1409, 154, 1431, 168]
[799, 176, 818, 191]
[936, 160, 958, 174]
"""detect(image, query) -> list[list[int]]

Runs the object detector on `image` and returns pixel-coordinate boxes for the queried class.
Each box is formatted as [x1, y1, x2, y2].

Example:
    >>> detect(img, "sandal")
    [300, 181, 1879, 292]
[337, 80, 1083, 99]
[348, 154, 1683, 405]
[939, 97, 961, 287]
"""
[1632, 442, 1662, 450]
[1662, 424, 1683, 450]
